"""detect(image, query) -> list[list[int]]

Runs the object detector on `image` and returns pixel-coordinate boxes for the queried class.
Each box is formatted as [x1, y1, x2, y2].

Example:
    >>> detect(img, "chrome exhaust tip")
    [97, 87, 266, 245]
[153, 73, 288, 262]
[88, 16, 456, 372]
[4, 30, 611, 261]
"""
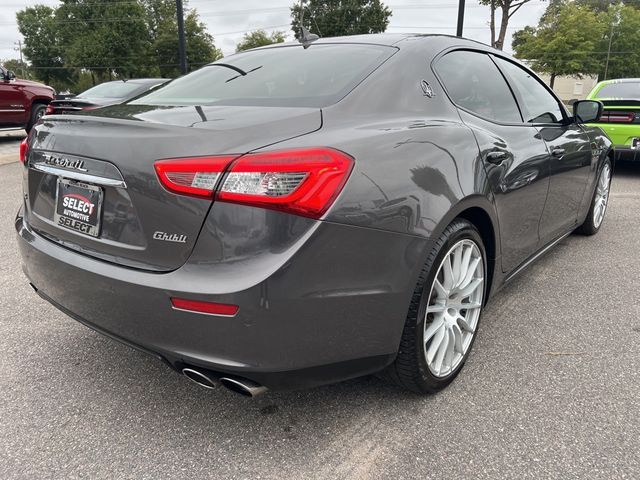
[219, 377, 268, 397]
[182, 368, 217, 390]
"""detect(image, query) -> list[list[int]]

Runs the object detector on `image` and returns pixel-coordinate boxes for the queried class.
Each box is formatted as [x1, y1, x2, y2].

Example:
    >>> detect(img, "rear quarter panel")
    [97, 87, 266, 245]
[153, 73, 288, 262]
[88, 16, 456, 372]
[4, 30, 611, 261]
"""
[256, 38, 499, 305]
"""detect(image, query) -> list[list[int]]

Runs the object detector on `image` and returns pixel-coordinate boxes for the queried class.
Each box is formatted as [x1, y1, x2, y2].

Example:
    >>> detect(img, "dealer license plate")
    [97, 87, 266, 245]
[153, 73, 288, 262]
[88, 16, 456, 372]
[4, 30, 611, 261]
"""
[54, 178, 103, 237]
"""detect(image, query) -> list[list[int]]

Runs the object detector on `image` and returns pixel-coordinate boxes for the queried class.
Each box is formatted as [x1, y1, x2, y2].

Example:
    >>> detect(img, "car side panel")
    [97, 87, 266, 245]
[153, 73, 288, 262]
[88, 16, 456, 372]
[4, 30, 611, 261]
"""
[537, 124, 594, 244]
[0, 81, 26, 126]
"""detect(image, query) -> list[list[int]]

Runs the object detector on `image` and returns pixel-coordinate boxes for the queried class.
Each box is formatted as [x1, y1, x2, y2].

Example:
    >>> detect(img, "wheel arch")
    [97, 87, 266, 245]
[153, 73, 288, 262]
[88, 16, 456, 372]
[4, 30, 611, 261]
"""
[428, 196, 500, 301]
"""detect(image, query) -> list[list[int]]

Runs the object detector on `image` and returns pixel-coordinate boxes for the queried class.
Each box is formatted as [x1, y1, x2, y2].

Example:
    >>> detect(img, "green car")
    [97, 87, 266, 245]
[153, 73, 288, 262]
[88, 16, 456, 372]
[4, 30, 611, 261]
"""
[587, 78, 640, 160]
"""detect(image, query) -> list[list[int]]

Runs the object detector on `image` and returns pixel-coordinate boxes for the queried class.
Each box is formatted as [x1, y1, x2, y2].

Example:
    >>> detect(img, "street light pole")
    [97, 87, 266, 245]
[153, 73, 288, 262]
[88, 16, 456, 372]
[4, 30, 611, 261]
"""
[456, 0, 466, 37]
[176, 0, 188, 75]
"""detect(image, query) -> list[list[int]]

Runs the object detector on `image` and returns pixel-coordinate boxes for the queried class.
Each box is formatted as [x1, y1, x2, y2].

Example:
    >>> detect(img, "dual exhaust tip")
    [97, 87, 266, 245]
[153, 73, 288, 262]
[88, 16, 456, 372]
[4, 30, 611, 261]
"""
[181, 367, 267, 397]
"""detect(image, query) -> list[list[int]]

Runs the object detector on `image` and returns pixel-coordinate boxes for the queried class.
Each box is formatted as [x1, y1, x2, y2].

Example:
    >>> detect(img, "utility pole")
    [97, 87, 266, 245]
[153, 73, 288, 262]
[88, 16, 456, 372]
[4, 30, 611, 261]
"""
[456, 0, 466, 37]
[14, 40, 24, 78]
[176, 0, 188, 75]
[604, 21, 613, 80]
[604, 1, 622, 81]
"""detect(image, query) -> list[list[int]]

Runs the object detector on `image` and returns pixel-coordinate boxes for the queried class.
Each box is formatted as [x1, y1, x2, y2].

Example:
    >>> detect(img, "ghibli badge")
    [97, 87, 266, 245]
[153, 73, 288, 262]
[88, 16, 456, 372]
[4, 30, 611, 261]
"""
[153, 231, 187, 243]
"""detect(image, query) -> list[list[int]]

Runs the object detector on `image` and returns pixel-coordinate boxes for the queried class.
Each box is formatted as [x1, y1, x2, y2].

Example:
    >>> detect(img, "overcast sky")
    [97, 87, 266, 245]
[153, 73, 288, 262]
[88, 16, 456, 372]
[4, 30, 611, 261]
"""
[0, 0, 547, 62]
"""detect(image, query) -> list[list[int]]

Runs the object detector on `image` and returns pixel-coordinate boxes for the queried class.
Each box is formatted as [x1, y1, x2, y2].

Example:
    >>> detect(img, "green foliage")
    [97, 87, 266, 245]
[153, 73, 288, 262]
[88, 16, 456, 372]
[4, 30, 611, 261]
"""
[290, 0, 391, 38]
[513, 1, 640, 81]
[1, 59, 33, 79]
[144, 0, 222, 78]
[602, 4, 640, 79]
[236, 30, 286, 52]
[16, 5, 74, 89]
[512, 3, 606, 84]
[15, 0, 221, 89]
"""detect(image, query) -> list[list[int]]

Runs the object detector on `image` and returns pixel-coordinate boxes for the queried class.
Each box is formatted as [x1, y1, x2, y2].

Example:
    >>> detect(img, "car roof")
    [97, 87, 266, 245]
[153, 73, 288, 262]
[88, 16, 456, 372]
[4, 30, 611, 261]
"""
[218, 33, 498, 63]
[599, 78, 640, 84]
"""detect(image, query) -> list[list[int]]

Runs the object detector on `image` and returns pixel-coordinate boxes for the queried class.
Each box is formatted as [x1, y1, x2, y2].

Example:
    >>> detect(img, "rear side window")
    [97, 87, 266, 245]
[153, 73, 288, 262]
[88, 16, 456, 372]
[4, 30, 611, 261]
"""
[435, 50, 521, 124]
[131, 44, 396, 108]
[595, 81, 640, 99]
[78, 81, 144, 99]
[493, 57, 565, 124]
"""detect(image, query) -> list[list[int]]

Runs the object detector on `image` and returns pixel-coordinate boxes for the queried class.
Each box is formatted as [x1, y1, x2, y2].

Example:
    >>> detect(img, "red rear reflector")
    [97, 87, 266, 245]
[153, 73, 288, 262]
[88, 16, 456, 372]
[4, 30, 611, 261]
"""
[171, 297, 239, 316]
[45, 104, 55, 115]
[218, 147, 354, 218]
[19, 137, 29, 164]
[154, 156, 236, 198]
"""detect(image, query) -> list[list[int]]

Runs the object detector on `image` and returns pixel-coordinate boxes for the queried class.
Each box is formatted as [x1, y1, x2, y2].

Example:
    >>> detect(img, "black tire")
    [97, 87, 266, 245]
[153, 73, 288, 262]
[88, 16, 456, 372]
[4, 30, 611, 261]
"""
[384, 218, 487, 394]
[576, 158, 612, 236]
[25, 103, 46, 133]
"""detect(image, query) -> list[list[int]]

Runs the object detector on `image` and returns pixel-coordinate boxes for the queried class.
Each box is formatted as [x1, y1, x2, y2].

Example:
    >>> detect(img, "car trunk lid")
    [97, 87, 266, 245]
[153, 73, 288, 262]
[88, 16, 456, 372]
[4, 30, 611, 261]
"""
[24, 104, 322, 271]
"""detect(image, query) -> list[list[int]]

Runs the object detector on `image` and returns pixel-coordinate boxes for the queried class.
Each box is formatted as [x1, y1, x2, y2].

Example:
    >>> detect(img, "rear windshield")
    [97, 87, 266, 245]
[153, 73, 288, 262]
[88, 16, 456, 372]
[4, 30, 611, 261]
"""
[78, 81, 145, 99]
[594, 81, 640, 99]
[130, 44, 396, 108]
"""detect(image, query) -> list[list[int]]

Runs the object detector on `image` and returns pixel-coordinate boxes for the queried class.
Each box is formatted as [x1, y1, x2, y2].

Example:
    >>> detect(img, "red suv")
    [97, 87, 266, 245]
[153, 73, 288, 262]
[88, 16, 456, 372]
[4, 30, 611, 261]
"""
[0, 65, 55, 133]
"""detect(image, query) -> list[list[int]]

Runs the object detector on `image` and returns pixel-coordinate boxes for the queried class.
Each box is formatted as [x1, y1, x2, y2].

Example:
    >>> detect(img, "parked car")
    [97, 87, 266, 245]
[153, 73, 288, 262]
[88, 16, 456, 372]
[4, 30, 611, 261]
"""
[45, 78, 169, 115]
[587, 78, 640, 160]
[16, 35, 612, 397]
[0, 64, 55, 132]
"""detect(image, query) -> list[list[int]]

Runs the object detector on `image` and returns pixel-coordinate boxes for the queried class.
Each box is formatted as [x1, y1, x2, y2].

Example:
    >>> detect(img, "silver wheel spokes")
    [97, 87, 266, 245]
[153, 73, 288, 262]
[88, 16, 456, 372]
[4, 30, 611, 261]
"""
[593, 163, 610, 228]
[424, 239, 484, 378]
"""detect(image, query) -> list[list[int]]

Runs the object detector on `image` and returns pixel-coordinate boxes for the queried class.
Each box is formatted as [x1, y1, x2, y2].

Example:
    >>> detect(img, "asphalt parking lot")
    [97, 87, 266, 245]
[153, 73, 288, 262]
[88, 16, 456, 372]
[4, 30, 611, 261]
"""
[1, 150, 639, 479]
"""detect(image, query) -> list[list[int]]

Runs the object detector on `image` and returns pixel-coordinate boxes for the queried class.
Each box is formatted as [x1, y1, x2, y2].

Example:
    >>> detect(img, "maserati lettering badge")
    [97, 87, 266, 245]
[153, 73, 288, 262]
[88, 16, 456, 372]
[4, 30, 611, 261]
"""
[153, 231, 188, 243]
[43, 154, 87, 172]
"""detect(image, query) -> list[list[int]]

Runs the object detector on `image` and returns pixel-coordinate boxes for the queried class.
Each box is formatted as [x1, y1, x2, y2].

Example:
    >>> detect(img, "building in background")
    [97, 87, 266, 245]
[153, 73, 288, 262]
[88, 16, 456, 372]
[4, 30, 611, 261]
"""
[538, 74, 599, 104]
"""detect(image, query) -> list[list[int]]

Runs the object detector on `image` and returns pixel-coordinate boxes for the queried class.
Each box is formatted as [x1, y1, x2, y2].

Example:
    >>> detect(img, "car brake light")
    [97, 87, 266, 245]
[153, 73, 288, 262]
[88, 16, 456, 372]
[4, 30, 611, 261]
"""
[154, 148, 354, 219]
[171, 297, 239, 316]
[218, 148, 354, 219]
[600, 111, 635, 123]
[19, 137, 29, 164]
[154, 155, 236, 198]
[45, 104, 55, 115]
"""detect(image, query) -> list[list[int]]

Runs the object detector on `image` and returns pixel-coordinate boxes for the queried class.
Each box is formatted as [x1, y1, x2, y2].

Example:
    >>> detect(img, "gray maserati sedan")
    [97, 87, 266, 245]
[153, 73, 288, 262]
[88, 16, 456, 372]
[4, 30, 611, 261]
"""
[16, 34, 612, 396]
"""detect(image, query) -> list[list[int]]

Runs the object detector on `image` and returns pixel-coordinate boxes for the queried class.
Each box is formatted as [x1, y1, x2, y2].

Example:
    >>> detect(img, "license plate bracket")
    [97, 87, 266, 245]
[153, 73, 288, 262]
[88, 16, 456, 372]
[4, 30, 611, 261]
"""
[54, 178, 103, 237]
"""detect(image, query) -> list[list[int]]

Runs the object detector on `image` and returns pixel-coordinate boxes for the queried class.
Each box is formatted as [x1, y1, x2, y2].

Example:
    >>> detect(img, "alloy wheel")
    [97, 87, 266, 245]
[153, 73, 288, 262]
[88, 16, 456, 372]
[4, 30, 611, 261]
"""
[423, 239, 484, 378]
[593, 163, 611, 229]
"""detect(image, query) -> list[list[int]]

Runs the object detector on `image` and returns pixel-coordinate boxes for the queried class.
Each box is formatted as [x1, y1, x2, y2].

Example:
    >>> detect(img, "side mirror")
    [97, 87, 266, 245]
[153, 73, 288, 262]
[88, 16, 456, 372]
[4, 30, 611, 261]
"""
[6, 70, 16, 80]
[573, 100, 603, 123]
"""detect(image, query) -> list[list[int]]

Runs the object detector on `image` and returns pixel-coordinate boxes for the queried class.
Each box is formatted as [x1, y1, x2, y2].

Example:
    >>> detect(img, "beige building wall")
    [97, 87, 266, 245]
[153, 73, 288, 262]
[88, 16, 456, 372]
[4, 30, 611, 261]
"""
[538, 74, 599, 103]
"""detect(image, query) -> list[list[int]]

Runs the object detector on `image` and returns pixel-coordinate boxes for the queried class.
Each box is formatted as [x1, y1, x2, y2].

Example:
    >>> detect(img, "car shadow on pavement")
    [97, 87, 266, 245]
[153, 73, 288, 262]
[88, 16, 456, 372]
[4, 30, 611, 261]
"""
[615, 159, 640, 177]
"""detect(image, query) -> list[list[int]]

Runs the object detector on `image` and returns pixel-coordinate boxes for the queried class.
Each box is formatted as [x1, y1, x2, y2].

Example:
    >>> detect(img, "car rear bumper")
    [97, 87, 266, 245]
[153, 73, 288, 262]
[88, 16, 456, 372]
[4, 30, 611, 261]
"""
[613, 147, 640, 161]
[16, 207, 425, 390]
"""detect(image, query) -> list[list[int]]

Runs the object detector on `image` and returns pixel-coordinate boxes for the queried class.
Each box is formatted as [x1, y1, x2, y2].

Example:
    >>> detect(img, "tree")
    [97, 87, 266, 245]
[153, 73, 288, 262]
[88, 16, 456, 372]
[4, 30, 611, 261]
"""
[143, 0, 222, 77]
[479, 0, 536, 50]
[1, 59, 33, 79]
[56, 0, 156, 81]
[600, 4, 640, 79]
[16, 0, 222, 90]
[512, 3, 605, 88]
[290, 0, 392, 39]
[236, 30, 286, 52]
[16, 5, 74, 89]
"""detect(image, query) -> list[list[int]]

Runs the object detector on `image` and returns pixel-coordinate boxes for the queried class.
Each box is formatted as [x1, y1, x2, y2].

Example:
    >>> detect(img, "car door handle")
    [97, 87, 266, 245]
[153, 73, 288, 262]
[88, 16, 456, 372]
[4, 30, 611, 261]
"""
[485, 151, 508, 164]
[551, 148, 566, 158]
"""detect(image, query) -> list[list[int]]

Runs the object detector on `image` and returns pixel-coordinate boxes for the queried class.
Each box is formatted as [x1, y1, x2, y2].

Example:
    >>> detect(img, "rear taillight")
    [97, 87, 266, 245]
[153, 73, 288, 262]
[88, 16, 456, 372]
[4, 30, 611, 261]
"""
[218, 148, 354, 218]
[154, 156, 236, 198]
[600, 111, 635, 123]
[45, 104, 55, 115]
[19, 137, 29, 164]
[155, 148, 354, 219]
